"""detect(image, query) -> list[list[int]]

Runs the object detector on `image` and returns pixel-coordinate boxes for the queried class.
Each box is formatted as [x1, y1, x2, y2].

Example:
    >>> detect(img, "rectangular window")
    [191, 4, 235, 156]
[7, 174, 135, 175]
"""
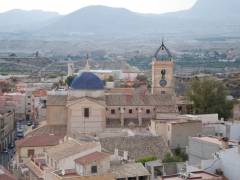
[27, 149, 35, 157]
[129, 109, 133, 114]
[161, 91, 166, 94]
[84, 108, 89, 118]
[111, 109, 115, 114]
[146, 109, 150, 114]
[91, 165, 97, 174]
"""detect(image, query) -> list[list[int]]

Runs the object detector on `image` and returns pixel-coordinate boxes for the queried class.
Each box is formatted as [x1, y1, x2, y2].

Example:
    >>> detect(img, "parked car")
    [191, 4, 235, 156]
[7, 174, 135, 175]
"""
[27, 121, 32, 126]
[9, 143, 15, 149]
[16, 131, 24, 138]
[2, 148, 8, 153]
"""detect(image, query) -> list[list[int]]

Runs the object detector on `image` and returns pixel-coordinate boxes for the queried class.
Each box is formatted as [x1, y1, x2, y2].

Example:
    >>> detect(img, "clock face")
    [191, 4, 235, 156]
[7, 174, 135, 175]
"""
[159, 79, 167, 87]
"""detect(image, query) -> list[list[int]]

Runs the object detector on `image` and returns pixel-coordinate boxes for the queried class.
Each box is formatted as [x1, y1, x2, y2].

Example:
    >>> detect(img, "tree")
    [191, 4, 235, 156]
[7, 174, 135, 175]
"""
[65, 75, 76, 87]
[162, 147, 188, 163]
[107, 75, 114, 82]
[136, 75, 148, 82]
[187, 78, 233, 120]
[162, 153, 183, 163]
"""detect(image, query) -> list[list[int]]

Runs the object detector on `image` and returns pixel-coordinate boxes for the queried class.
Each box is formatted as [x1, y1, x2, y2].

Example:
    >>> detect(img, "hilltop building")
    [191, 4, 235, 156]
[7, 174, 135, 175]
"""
[46, 43, 178, 136]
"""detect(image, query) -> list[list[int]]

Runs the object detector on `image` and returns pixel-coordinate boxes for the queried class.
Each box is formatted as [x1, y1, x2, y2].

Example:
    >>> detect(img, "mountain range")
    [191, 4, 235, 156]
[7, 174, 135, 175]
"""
[0, 0, 239, 37]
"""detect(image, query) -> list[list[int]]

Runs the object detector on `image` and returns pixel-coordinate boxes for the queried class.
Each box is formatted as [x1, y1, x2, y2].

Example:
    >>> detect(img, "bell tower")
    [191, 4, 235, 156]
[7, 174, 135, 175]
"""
[152, 42, 174, 95]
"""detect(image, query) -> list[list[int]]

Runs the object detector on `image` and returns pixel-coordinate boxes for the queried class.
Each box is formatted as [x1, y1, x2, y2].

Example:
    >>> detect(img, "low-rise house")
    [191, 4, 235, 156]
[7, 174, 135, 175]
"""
[16, 134, 63, 164]
[99, 135, 169, 161]
[159, 171, 224, 180]
[201, 144, 240, 180]
[32, 89, 47, 123]
[150, 118, 202, 149]
[74, 152, 111, 176]
[20, 135, 151, 180]
[214, 121, 240, 141]
[145, 160, 188, 180]
[0, 111, 15, 151]
[0, 92, 26, 120]
[187, 136, 234, 166]
[45, 138, 101, 170]
[109, 163, 150, 180]
[183, 114, 219, 136]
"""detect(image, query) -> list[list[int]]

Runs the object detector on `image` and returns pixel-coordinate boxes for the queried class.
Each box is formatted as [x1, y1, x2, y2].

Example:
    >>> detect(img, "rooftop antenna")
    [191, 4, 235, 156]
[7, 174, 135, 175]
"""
[161, 37, 165, 50]
[85, 53, 90, 71]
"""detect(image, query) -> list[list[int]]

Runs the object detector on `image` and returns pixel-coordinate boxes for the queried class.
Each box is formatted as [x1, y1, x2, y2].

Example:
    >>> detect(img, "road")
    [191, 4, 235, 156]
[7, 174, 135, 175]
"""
[0, 148, 15, 168]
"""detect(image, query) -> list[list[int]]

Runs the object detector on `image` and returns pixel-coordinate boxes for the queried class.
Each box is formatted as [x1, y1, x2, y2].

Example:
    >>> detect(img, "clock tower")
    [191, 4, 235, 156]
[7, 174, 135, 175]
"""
[152, 42, 174, 95]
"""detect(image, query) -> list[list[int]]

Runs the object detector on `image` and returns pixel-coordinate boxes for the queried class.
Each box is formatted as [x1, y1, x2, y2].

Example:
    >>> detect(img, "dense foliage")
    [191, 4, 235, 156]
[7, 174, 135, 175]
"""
[162, 147, 188, 163]
[136, 156, 158, 165]
[65, 75, 77, 86]
[187, 78, 233, 119]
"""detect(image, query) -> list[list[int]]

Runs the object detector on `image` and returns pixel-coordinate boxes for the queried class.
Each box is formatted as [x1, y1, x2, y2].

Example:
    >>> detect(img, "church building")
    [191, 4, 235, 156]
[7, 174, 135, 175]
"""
[46, 43, 178, 136]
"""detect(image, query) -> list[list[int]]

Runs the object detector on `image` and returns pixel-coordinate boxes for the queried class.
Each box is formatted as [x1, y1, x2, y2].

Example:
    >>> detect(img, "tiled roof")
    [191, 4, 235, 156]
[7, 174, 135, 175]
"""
[32, 89, 47, 97]
[47, 95, 67, 106]
[26, 125, 67, 137]
[105, 94, 176, 106]
[25, 161, 44, 178]
[100, 135, 169, 160]
[46, 139, 100, 161]
[0, 165, 17, 180]
[106, 88, 135, 95]
[16, 134, 63, 148]
[109, 163, 150, 179]
[63, 175, 115, 180]
[75, 152, 110, 165]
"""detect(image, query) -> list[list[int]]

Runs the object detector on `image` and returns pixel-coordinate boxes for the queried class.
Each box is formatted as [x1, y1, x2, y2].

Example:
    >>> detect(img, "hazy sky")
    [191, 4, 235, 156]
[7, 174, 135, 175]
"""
[0, 0, 197, 14]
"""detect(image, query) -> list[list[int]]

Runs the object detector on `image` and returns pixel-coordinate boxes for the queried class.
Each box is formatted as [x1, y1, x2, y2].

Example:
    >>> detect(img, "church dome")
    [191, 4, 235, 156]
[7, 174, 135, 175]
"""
[71, 72, 104, 90]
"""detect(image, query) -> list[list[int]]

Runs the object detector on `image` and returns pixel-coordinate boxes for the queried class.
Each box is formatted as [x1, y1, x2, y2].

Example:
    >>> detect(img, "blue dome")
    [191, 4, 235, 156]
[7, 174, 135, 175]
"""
[71, 72, 104, 90]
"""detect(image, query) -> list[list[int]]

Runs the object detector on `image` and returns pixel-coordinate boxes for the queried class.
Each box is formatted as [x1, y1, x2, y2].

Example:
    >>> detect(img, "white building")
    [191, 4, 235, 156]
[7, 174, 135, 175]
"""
[187, 136, 233, 166]
[201, 145, 240, 180]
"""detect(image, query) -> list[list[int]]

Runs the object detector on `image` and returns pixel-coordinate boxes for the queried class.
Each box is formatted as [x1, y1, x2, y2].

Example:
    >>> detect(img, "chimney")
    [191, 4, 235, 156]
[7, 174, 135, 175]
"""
[221, 137, 229, 149]
[64, 136, 68, 142]
[114, 148, 119, 157]
[123, 151, 128, 160]
[59, 139, 64, 144]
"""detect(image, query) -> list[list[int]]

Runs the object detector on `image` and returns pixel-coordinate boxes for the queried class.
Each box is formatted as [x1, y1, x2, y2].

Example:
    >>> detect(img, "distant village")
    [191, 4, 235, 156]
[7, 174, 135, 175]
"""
[1, 43, 240, 180]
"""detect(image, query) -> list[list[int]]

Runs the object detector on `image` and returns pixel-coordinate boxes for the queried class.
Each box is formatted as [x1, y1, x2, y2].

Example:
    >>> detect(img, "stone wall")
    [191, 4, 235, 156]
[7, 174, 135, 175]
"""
[46, 106, 67, 125]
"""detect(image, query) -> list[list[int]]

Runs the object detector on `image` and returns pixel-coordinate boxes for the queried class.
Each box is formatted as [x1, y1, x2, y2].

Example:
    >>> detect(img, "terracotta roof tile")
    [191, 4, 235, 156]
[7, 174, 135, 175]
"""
[16, 134, 63, 148]
[0, 165, 17, 180]
[75, 152, 110, 165]
[32, 89, 47, 97]
[105, 94, 176, 106]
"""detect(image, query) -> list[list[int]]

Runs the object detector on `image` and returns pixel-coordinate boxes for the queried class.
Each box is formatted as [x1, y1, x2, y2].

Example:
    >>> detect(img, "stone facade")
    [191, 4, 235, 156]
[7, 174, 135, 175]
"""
[0, 111, 15, 151]
[67, 97, 106, 135]
[188, 137, 222, 165]
[150, 118, 202, 149]
[46, 43, 178, 135]
[152, 60, 174, 95]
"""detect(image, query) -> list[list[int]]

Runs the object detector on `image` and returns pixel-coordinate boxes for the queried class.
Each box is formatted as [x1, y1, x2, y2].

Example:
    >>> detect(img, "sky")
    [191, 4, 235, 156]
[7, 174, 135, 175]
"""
[0, 0, 197, 14]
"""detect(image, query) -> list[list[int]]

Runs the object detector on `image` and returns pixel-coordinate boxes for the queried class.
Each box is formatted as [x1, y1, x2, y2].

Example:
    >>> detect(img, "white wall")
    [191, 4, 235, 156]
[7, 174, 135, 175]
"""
[188, 137, 221, 166]
[58, 145, 101, 170]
